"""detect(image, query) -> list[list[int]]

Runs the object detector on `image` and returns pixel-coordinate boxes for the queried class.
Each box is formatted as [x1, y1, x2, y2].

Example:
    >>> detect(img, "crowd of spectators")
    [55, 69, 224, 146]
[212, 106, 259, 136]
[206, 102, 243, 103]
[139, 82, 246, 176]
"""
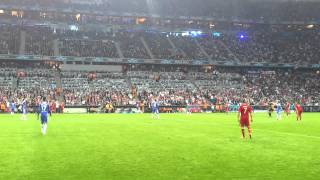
[0, 25, 20, 55]
[0, 62, 60, 111]
[271, 30, 320, 65]
[0, 25, 320, 65]
[57, 29, 119, 58]
[220, 29, 320, 64]
[1, 62, 319, 110]
[197, 37, 235, 62]
[220, 32, 274, 63]
[116, 32, 150, 59]
[59, 39, 118, 58]
[170, 36, 207, 60]
[17, 68, 56, 89]
[24, 26, 55, 56]
[61, 71, 130, 106]
[58, 68, 320, 107]
[0, 67, 16, 88]
[143, 33, 177, 60]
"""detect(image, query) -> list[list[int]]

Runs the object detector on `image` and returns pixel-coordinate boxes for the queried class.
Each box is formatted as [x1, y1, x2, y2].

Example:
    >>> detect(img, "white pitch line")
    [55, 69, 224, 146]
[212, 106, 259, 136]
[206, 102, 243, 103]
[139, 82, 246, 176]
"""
[254, 128, 320, 140]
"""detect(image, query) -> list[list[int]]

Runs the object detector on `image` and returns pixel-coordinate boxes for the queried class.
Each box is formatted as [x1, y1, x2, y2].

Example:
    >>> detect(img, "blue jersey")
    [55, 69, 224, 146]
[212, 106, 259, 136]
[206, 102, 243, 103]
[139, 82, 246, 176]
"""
[39, 102, 50, 124]
[39, 102, 50, 116]
[11, 103, 15, 111]
[151, 101, 159, 113]
[276, 104, 282, 113]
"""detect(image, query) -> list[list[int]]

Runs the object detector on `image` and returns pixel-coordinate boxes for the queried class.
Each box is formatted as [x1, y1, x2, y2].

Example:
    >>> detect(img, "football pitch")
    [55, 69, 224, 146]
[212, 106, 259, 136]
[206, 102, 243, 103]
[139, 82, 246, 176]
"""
[0, 113, 319, 180]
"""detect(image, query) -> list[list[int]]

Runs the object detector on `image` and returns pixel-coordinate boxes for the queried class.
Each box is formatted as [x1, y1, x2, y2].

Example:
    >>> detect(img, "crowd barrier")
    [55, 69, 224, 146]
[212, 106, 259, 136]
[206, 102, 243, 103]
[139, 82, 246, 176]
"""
[47, 105, 320, 113]
[1, 105, 319, 114]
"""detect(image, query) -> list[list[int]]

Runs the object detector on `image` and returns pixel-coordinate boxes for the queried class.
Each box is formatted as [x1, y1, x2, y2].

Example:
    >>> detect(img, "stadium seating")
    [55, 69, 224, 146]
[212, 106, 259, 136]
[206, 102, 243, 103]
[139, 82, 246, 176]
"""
[0, 25, 319, 65]
[0, 13, 319, 108]
[59, 39, 119, 58]
[143, 33, 177, 59]
[1, 61, 319, 107]
[61, 71, 130, 106]
[117, 32, 151, 59]
[24, 26, 55, 56]
[0, 26, 20, 55]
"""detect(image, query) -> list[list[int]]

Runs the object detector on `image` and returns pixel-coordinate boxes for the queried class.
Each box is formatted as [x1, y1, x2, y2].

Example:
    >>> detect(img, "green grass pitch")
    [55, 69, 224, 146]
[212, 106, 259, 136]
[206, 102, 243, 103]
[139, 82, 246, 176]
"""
[0, 113, 320, 180]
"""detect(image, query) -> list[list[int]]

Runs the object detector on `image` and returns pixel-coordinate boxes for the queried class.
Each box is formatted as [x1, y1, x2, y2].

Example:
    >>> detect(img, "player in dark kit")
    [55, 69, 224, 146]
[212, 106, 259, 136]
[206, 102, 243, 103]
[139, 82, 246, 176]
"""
[38, 97, 51, 135]
[238, 100, 253, 139]
[294, 102, 303, 121]
[268, 102, 274, 118]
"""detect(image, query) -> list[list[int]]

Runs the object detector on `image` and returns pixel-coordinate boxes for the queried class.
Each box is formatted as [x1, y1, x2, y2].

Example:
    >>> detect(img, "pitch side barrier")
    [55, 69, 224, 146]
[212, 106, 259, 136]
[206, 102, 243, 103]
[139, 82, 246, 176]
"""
[5, 105, 318, 114]
[52, 105, 320, 114]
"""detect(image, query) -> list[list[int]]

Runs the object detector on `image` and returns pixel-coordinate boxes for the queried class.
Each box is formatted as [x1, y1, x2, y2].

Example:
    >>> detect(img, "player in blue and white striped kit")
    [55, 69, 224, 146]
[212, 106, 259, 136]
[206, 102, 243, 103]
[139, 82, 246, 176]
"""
[38, 97, 51, 135]
[151, 99, 160, 119]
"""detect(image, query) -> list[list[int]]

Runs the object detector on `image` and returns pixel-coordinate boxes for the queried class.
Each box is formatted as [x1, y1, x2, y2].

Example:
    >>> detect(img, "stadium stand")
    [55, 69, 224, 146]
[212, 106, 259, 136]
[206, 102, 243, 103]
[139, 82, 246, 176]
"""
[0, 3, 319, 110]
[0, 25, 20, 55]
[0, 24, 319, 64]
[24, 26, 55, 56]
[59, 34, 119, 58]
[61, 71, 130, 106]
[0, 62, 319, 108]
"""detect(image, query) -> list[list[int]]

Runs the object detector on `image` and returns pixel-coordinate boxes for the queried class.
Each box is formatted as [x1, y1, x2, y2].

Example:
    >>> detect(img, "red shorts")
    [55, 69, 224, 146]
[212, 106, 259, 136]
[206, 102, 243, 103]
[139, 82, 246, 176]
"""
[240, 118, 250, 127]
[297, 111, 302, 116]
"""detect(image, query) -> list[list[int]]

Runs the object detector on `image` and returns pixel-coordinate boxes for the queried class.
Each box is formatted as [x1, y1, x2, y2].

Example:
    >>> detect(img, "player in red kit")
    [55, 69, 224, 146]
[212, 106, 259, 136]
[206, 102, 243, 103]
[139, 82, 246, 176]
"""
[294, 102, 303, 121]
[285, 102, 291, 116]
[238, 100, 253, 139]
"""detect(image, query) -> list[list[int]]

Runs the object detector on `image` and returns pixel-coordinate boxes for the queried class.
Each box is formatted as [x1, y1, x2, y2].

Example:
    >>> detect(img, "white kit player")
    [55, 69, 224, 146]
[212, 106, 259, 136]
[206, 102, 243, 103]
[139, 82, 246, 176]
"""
[151, 99, 160, 119]
[275, 101, 282, 120]
[20, 98, 27, 120]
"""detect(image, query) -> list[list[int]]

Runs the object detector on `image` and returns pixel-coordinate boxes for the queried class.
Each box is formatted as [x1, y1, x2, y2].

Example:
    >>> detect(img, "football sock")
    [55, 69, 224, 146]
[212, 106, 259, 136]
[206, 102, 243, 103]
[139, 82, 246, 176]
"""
[248, 128, 252, 139]
[43, 124, 47, 135]
[41, 125, 44, 134]
[241, 129, 245, 138]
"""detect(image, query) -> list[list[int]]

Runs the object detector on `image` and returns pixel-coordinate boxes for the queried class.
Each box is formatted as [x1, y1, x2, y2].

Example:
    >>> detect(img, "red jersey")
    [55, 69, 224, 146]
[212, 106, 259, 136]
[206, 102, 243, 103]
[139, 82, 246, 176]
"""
[295, 104, 303, 112]
[238, 103, 253, 120]
[286, 103, 290, 109]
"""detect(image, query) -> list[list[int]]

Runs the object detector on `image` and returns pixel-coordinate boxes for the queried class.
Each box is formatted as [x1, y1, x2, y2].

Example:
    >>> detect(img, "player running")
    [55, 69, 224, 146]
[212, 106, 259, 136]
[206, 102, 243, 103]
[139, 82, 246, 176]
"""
[294, 102, 303, 121]
[38, 97, 51, 135]
[238, 99, 253, 139]
[151, 99, 160, 119]
[275, 101, 282, 120]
